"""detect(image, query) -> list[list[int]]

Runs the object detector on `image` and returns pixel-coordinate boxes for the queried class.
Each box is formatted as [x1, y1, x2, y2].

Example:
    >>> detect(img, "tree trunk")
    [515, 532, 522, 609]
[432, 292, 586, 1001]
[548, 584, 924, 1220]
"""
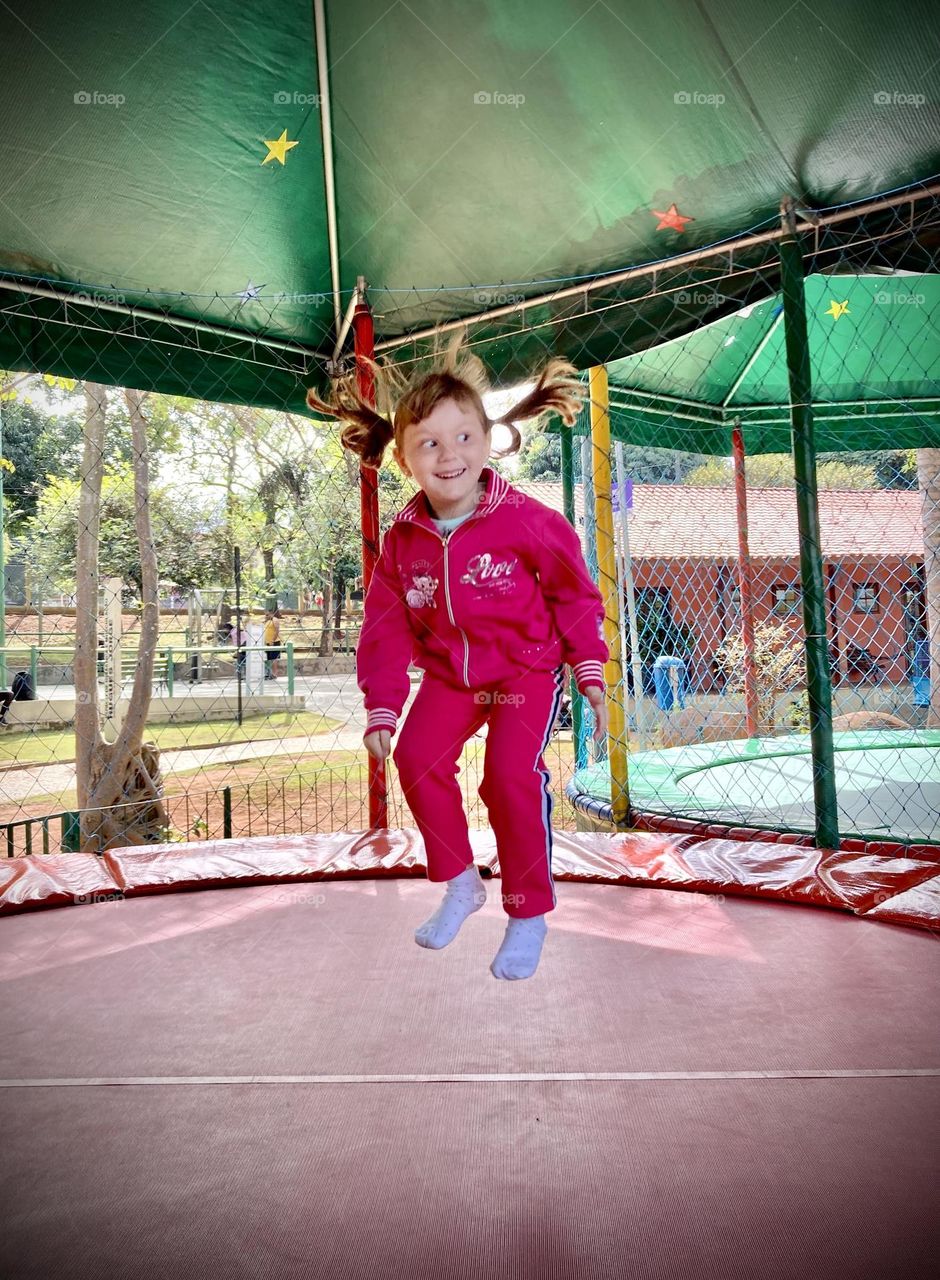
[224, 437, 237, 568]
[332, 576, 345, 647]
[262, 547, 276, 608]
[74, 384, 106, 822]
[76, 385, 167, 850]
[261, 492, 277, 609]
[918, 448, 940, 729]
[319, 573, 334, 657]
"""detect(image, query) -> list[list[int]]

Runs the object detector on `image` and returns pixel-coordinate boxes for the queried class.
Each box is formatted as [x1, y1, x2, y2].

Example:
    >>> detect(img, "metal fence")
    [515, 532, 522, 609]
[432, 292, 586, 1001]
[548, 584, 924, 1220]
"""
[1, 182, 938, 853]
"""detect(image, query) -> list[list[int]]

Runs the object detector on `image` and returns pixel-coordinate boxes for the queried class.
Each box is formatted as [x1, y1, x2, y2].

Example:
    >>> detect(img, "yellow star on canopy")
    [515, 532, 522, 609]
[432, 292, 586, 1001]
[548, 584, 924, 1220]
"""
[824, 299, 850, 320]
[262, 129, 299, 166]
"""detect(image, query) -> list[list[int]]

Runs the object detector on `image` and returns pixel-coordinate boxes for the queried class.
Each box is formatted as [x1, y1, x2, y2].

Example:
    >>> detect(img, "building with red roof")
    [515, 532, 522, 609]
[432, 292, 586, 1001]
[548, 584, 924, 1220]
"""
[514, 482, 927, 692]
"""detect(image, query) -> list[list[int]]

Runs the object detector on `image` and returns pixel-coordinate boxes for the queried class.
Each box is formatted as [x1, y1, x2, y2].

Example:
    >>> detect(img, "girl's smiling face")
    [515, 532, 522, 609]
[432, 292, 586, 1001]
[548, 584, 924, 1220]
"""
[393, 396, 491, 517]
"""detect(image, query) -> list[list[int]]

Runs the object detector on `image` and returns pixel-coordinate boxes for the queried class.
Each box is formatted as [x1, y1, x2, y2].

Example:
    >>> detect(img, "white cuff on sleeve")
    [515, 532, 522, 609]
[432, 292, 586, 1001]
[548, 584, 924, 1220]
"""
[571, 660, 605, 692]
[365, 707, 399, 735]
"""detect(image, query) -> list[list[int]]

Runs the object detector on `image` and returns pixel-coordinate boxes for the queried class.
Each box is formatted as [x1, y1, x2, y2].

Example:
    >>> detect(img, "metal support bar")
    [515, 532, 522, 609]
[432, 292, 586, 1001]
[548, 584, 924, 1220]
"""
[560, 424, 586, 761]
[777, 202, 839, 850]
[590, 366, 629, 824]
[354, 286, 387, 830]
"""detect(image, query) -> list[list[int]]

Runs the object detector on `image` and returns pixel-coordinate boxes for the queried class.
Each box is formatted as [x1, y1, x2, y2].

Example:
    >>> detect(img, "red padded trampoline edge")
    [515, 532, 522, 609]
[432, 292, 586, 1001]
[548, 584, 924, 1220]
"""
[0, 828, 938, 933]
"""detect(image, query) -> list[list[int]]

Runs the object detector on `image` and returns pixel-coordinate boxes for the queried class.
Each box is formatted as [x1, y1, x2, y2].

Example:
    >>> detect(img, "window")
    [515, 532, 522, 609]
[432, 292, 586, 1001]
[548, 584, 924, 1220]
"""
[772, 583, 801, 616]
[853, 583, 880, 614]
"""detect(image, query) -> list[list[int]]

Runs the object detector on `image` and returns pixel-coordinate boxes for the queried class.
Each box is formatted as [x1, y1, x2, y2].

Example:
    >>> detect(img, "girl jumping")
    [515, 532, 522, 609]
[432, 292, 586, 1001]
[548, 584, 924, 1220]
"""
[308, 334, 608, 981]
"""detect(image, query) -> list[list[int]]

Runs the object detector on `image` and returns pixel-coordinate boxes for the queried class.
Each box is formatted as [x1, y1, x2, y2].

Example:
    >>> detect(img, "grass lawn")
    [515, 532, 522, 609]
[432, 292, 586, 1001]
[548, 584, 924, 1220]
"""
[0, 749, 371, 825]
[0, 710, 342, 767]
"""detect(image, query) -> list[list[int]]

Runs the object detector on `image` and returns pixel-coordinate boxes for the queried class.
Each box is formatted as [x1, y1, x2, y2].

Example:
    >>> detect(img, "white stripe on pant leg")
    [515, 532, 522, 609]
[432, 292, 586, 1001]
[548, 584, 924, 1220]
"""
[531, 665, 565, 911]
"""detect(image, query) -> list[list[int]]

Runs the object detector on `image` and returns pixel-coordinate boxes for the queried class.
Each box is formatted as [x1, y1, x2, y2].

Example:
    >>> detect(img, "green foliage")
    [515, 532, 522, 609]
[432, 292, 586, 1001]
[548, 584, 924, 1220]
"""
[22, 470, 231, 594]
[716, 621, 807, 734]
[516, 430, 706, 483]
[0, 398, 84, 530]
[516, 431, 562, 479]
[685, 453, 876, 489]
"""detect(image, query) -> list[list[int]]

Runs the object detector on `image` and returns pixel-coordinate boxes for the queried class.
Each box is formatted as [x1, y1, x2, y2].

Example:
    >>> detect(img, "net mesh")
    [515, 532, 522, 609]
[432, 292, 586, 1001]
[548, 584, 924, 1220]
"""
[1, 184, 938, 854]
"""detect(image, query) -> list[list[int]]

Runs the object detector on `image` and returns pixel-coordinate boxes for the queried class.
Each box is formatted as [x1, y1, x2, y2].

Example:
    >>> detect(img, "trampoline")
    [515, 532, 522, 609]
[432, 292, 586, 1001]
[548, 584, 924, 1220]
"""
[2, 829, 940, 1279]
[569, 730, 940, 846]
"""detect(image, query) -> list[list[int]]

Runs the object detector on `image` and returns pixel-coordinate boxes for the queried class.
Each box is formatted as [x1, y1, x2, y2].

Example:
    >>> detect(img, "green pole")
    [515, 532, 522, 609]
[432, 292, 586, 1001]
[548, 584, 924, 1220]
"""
[286, 641, 294, 696]
[560, 425, 586, 766]
[0, 403, 6, 690]
[777, 201, 839, 850]
[165, 646, 174, 698]
[30, 645, 38, 690]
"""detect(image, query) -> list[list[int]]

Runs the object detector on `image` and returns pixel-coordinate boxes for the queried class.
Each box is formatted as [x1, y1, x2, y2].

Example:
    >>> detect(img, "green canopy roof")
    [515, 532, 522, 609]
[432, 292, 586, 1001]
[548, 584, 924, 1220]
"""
[557, 274, 940, 455]
[0, 0, 938, 413]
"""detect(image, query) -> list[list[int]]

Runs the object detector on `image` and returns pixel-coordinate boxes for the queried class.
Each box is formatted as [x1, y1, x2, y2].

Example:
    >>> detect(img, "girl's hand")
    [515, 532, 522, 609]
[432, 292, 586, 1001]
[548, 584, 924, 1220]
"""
[583, 686, 608, 742]
[364, 728, 392, 761]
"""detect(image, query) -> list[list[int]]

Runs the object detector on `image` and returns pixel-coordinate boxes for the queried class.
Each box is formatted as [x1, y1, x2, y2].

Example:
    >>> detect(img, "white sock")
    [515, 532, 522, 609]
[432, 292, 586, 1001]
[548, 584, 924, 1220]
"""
[490, 915, 548, 980]
[414, 864, 487, 950]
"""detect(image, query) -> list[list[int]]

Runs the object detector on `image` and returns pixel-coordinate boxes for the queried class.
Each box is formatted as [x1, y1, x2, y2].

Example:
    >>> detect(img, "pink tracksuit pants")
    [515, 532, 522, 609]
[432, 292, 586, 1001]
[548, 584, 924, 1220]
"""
[392, 665, 565, 919]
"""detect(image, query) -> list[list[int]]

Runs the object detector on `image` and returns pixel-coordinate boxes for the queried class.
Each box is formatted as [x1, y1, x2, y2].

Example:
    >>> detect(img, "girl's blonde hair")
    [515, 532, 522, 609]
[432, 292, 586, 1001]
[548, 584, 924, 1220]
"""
[306, 329, 585, 469]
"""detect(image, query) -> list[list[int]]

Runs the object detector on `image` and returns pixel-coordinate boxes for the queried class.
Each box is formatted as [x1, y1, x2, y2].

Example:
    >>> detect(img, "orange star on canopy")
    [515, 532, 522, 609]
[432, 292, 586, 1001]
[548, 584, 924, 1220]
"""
[262, 129, 299, 166]
[652, 203, 694, 232]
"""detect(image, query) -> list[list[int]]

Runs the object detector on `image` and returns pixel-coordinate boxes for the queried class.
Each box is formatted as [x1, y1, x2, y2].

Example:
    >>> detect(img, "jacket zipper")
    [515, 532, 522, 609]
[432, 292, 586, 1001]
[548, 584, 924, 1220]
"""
[440, 528, 471, 686]
[407, 502, 488, 688]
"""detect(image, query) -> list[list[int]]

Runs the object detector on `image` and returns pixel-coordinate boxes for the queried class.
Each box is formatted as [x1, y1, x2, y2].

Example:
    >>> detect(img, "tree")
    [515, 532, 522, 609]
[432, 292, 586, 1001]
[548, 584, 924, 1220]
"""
[716, 621, 807, 734]
[516, 431, 563, 479]
[685, 453, 876, 488]
[0, 398, 83, 531]
[515, 429, 705, 483]
[74, 384, 167, 851]
[24, 472, 230, 594]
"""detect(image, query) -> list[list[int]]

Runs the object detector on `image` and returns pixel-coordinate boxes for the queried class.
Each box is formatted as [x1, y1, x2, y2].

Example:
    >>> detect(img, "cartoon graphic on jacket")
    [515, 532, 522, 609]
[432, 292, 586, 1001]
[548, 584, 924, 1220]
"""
[358, 466, 609, 736]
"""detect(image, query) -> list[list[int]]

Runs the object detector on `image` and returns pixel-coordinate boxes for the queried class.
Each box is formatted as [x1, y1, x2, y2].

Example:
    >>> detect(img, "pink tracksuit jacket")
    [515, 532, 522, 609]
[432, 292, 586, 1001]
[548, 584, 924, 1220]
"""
[358, 465, 609, 736]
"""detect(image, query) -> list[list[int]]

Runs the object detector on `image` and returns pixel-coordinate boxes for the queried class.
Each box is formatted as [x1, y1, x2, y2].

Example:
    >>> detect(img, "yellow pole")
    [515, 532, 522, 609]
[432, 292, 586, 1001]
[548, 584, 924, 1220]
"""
[589, 365, 629, 824]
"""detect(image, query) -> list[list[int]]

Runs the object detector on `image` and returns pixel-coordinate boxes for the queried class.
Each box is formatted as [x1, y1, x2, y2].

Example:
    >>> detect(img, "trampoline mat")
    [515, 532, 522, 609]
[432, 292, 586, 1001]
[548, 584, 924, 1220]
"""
[1, 876, 938, 1278]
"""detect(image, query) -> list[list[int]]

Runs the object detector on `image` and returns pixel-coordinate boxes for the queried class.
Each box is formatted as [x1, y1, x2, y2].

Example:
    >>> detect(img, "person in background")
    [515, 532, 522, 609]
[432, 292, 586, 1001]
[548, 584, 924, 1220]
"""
[263, 609, 282, 679]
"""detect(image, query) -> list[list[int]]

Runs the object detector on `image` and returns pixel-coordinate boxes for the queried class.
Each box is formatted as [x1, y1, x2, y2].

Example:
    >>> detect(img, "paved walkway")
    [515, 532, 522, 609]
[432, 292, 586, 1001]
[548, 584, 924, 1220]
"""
[0, 729, 376, 804]
[0, 671, 427, 804]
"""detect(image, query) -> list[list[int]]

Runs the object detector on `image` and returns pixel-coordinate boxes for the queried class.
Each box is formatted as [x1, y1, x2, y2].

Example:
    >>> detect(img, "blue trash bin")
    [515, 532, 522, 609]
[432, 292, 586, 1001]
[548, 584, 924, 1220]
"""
[912, 638, 930, 708]
[653, 655, 687, 711]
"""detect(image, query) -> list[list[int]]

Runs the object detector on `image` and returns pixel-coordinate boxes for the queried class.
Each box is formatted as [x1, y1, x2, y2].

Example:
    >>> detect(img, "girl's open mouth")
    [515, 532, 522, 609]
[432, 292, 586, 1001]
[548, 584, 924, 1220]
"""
[435, 469, 466, 479]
